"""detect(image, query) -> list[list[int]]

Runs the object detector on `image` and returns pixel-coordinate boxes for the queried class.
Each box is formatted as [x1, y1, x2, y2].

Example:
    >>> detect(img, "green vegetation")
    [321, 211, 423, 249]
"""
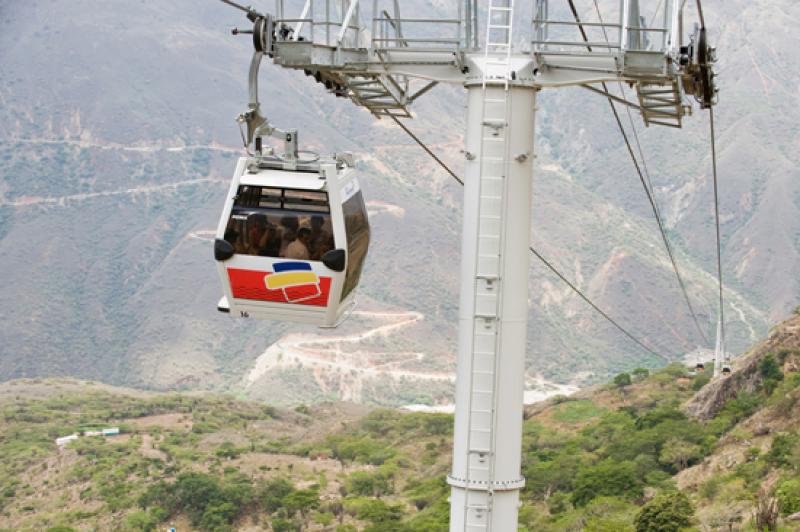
[634, 491, 694, 532]
[776, 478, 800, 516]
[613, 372, 633, 388]
[550, 399, 607, 423]
[1, 341, 799, 530]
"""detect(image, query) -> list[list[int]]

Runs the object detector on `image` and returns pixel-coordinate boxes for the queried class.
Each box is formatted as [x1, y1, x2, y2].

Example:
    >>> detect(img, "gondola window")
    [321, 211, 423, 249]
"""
[224, 186, 334, 260]
[341, 189, 370, 299]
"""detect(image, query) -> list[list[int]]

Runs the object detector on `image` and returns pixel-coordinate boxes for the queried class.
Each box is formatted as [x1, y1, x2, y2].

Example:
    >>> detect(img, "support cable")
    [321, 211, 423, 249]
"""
[388, 116, 669, 361]
[695, 0, 707, 30]
[569, 0, 709, 346]
[709, 91, 726, 366]
[219, 0, 263, 17]
[389, 116, 463, 184]
[689, 0, 726, 370]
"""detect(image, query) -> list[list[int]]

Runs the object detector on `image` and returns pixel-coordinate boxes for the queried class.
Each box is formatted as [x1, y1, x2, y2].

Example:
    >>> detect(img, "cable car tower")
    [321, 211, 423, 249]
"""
[216, 0, 718, 529]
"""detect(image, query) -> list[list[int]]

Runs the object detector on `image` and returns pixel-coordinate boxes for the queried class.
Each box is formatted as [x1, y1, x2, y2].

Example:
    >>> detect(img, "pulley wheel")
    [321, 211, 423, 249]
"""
[253, 16, 272, 53]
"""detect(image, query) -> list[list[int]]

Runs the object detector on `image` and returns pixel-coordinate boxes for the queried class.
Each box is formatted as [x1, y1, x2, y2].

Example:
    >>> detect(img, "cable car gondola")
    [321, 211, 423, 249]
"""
[212, 45, 369, 327]
[214, 148, 369, 327]
[212, 101, 371, 329]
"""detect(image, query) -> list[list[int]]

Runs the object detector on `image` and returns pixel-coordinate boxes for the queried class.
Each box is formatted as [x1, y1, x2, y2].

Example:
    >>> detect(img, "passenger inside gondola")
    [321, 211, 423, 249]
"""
[247, 213, 269, 255]
[279, 215, 299, 257]
[286, 227, 313, 259]
[309, 215, 334, 260]
[225, 185, 334, 261]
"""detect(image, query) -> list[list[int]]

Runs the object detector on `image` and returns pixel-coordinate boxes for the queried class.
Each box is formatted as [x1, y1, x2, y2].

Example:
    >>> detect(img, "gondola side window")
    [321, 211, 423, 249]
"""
[224, 186, 334, 261]
[341, 188, 370, 299]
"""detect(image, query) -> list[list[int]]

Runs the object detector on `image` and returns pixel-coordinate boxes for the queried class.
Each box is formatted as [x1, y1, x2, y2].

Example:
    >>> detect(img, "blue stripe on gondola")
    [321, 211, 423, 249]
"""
[273, 261, 312, 273]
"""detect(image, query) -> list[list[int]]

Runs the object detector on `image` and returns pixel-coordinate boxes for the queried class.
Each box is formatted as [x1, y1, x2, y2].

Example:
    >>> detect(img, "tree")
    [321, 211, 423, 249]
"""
[614, 373, 632, 388]
[261, 478, 295, 514]
[632, 368, 650, 381]
[759, 354, 784, 394]
[270, 517, 300, 532]
[346, 470, 392, 497]
[571, 460, 642, 506]
[172, 473, 226, 522]
[767, 432, 799, 469]
[356, 499, 405, 523]
[634, 491, 694, 532]
[200, 502, 238, 532]
[658, 438, 702, 472]
[283, 488, 320, 518]
[123, 510, 159, 531]
[547, 492, 571, 515]
[759, 354, 784, 381]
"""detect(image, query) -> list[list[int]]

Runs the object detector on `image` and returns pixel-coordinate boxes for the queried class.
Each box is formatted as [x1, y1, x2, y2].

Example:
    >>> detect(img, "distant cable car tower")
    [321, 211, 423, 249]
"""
[215, 1, 719, 529]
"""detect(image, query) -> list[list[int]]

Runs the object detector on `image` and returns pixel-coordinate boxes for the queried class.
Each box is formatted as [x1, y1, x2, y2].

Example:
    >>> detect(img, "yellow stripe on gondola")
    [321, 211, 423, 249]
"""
[265, 271, 319, 290]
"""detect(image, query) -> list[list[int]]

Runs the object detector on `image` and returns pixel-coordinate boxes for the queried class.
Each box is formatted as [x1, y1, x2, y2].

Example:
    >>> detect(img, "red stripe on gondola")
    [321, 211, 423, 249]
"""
[227, 267, 331, 306]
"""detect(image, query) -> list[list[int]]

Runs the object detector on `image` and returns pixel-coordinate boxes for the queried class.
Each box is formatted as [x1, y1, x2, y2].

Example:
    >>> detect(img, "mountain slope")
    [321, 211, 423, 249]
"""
[1, 310, 799, 530]
[0, 0, 795, 403]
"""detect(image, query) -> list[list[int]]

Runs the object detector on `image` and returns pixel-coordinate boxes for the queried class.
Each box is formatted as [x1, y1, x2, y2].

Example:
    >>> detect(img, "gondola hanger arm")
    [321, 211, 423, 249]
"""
[230, 14, 300, 162]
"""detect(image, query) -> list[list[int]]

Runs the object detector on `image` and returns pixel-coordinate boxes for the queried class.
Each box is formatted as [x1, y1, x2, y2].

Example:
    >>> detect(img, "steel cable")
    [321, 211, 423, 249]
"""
[568, 0, 710, 346]
[389, 115, 669, 361]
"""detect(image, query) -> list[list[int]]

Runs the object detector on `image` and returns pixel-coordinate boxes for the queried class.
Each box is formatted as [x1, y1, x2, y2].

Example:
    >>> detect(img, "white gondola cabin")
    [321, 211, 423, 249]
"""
[214, 154, 369, 327]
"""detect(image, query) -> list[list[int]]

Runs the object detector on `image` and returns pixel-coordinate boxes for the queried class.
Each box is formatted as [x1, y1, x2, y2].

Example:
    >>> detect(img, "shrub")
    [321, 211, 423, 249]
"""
[138, 472, 253, 530]
[200, 502, 237, 531]
[123, 510, 159, 531]
[776, 478, 800, 516]
[692, 372, 711, 391]
[547, 492, 571, 515]
[282, 488, 320, 518]
[346, 470, 392, 497]
[261, 477, 295, 513]
[658, 438, 702, 472]
[271, 517, 301, 532]
[634, 491, 694, 532]
[613, 373, 632, 388]
[766, 432, 799, 469]
[718, 392, 762, 426]
[571, 460, 642, 506]
[355, 498, 405, 523]
[759, 354, 784, 394]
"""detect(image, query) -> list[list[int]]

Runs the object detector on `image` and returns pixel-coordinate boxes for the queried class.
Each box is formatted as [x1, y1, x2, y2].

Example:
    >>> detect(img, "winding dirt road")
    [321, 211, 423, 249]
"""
[3, 178, 226, 208]
[244, 310, 454, 402]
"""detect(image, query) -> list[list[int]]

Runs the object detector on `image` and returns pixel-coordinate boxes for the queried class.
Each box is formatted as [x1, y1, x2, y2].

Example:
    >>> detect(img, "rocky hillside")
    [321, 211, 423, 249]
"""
[1, 309, 799, 531]
[685, 307, 800, 420]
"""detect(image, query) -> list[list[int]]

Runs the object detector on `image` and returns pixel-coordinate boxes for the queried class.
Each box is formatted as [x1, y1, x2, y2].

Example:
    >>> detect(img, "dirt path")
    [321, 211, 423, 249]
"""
[2, 178, 226, 207]
[243, 309, 580, 406]
[244, 310, 453, 401]
[2, 137, 241, 155]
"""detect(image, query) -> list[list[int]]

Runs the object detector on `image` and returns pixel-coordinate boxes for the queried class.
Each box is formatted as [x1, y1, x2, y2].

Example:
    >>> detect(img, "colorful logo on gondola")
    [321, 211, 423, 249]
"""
[264, 262, 322, 303]
[228, 264, 331, 306]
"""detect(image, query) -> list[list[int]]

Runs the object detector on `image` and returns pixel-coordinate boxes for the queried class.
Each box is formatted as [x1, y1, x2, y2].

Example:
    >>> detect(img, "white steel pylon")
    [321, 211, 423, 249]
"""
[448, 2, 529, 530]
